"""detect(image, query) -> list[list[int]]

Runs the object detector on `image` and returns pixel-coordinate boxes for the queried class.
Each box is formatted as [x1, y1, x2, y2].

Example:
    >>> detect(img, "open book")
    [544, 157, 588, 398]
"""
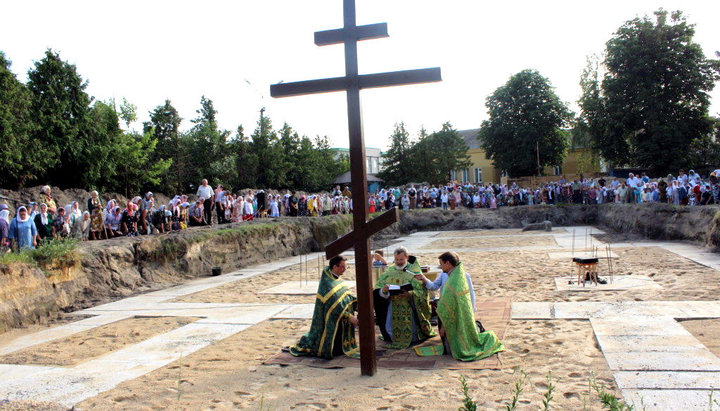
[387, 283, 414, 295]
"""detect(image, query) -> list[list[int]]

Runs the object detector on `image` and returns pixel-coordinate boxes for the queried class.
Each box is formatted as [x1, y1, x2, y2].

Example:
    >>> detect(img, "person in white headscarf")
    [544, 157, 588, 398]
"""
[0, 205, 10, 251]
[34, 203, 53, 240]
[9, 206, 38, 250]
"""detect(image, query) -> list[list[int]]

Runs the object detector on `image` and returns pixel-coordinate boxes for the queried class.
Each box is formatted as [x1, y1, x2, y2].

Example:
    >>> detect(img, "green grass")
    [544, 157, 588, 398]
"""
[458, 376, 477, 411]
[31, 237, 80, 267]
[0, 237, 80, 275]
[0, 249, 35, 265]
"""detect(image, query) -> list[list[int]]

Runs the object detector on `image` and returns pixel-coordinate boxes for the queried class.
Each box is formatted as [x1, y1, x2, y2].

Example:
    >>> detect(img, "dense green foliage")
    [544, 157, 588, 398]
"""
[379, 122, 471, 185]
[0, 49, 349, 193]
[579, 10, 720, 175]
[479, 69, 571, 177]
[377, 123, 414, 186]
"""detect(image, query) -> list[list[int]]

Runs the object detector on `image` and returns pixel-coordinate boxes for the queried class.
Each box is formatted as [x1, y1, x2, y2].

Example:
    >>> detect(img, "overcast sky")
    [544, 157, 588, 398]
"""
[2, 0, 719, 151]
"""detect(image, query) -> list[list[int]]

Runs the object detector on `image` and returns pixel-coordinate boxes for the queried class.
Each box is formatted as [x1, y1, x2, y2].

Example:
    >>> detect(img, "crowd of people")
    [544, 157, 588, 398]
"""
[2, 169, 718, 252]
[370, 169, 720, 210]
[0, 180, 357, 252]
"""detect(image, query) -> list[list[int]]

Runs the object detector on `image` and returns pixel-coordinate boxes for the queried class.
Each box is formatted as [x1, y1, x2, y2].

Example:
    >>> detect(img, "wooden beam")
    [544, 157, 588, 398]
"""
[324, 208, 398, 259]
[270, 76, 349, 98]
[359, 67, 442, 89]
[271, 68, 441, 98]
[314, 23, 388, 46]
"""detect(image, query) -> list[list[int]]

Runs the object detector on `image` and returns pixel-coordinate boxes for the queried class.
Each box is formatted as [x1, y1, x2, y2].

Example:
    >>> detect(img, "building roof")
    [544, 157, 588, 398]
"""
[458, 128, 482, 149]
[333, 171, 384, 184]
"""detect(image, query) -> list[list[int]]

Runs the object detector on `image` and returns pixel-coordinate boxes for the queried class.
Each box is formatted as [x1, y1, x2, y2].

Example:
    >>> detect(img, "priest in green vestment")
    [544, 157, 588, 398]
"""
[290, 255, 360, 359]
[373, 247, 435, 349]
[415, 251, 504, 361]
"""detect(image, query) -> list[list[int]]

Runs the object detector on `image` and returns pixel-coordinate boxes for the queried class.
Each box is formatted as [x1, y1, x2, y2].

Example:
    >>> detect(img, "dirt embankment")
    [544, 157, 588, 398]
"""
[0, 215, 352, 333]
[379, 203, 719, 247]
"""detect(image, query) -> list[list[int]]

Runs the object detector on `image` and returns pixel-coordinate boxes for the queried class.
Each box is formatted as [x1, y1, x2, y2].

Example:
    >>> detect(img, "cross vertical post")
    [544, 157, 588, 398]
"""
[270, 0, 441, 377]
[341, 0, 376, 376]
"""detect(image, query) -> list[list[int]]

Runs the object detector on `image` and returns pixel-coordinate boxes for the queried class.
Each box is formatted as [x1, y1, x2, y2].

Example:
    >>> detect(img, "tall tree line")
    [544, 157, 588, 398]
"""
[478, 8, 719, 178]
[0, 49, 349, 194]
[578, 9, 720, 175]
[379, 122, 472, 186]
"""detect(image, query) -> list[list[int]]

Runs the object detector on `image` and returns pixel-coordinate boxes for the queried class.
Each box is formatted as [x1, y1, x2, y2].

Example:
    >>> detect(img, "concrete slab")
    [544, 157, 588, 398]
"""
[0, 313, 131, 356]
[195, 304, 290, 324]
[259, 280, 356, 295]
[591, 316, 691, 336]
[554, 275, 661, 292]
[554, 302, 613, 319]
[510, 302, 553, 319]
[272, 304, 315, 319]
[596, 334, 706, 353]
[621, 389, 717, 410]
[604, 349, 720, 371]
[615, 371, 720, 390]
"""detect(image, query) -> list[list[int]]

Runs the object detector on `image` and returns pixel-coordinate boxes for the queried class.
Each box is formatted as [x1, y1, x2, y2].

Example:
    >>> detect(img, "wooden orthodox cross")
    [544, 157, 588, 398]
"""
[270, 0, 441, 376]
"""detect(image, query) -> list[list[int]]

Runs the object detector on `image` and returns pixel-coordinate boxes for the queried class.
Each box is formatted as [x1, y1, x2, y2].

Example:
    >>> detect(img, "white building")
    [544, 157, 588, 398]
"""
[331, 147, 384, 174]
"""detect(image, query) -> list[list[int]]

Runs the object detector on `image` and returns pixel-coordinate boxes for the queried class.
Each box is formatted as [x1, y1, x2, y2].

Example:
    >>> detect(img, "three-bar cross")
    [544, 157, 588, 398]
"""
[271, 0, 441, 376]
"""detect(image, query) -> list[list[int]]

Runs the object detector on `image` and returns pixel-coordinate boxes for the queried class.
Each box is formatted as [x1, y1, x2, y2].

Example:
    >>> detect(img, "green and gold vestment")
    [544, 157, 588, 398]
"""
[374, 258, 435, 349]
[415, 263, 504, 361]
[290, 267, 359, 359]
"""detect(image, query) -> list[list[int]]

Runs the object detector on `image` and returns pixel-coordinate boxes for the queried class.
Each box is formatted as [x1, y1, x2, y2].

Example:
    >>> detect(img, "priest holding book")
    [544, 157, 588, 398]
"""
[373, 247, 435, 349]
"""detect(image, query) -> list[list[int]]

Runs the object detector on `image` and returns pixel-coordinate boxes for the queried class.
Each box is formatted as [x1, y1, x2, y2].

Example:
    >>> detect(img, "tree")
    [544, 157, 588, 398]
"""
[0, 51, 52, 187]
[119, 97, 137, 130]
[250, 109, 286, 189]
[182, 96, 233, 190]
[480, 69, 571, 177]
[230, 125, 258, 189]
[413, 122, 472, 185]
[111, 128, 172, 197]
[144, 99, 182, 193]
[27, 49, 100, 187]
[686, 118, 720, 169]
[580, 9, 720, 175]
[378, 123, 414, 186]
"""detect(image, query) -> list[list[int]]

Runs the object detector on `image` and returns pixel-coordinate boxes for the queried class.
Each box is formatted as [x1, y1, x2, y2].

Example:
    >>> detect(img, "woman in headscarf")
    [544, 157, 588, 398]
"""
[269, 195, 280, 218]
[34, 203, 54, 240]
[298, 195, 308, 217]
[80, 211, 91, 240]
[105, 206, 123, 238]
[179, 202, 190, 229]
[39, 186, 57, 214]
[67, 202, 83, 238]
[88, 191, 104, 240]
[121, 201, 138, 236]
[0, 205, 10, 252]
[231, 195, 244, 222]
[9, 206, 38, 250]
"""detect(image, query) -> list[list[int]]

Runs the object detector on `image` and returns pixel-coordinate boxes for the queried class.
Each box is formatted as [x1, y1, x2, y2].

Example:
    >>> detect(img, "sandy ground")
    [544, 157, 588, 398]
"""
[681, 319, 720, 358]
[178, 246, 720, 305]
[436, 228, 562, 237]
[422, 236, 557, 250]
[0, 317, 197, 367]
[172, 262, 358, 304]
[6, 228, 713, 410]
[77, 318, 616, 410]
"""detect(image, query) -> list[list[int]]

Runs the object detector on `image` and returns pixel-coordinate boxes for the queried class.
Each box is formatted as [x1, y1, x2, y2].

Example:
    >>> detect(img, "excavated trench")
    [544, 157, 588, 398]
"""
[1, 203, 718, 333]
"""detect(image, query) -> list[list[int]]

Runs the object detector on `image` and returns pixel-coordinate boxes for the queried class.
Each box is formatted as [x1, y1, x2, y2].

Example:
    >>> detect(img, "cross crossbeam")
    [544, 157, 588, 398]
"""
[315, 23, 388, 46]
[270, 0, 441, 376]
[270, 68, 441, 98]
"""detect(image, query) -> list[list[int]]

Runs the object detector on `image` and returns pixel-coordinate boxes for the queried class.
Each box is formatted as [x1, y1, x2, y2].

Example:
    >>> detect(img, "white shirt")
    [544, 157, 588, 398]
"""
[243, 201, 254, 215]
[197, 185, 214, 201]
